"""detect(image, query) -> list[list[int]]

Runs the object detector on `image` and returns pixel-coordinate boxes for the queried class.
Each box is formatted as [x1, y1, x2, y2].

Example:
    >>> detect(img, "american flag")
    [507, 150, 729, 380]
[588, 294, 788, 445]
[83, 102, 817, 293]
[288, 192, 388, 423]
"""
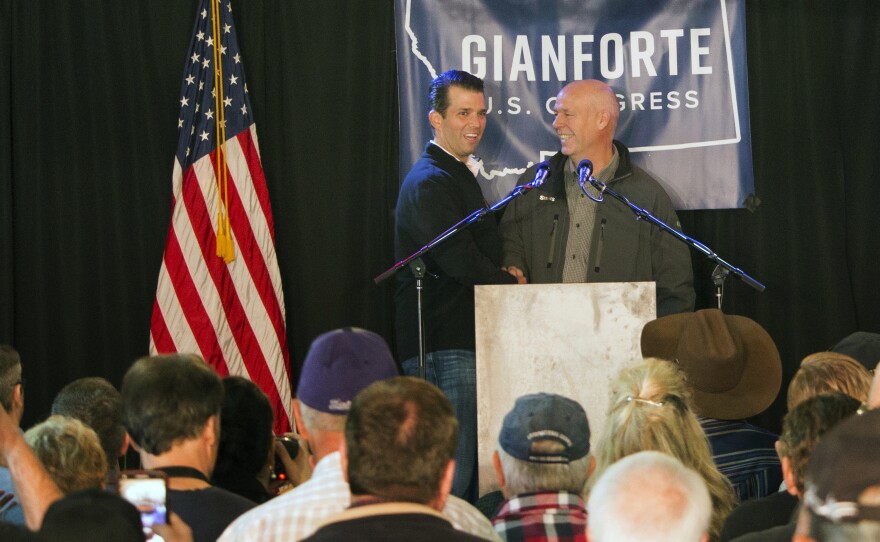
[150, 0, 292, 433]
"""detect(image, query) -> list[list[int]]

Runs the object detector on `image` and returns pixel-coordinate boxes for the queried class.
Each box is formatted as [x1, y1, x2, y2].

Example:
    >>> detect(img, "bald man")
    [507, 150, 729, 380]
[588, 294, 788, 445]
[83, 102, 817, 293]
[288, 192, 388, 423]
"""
[500, 80, 694, 316]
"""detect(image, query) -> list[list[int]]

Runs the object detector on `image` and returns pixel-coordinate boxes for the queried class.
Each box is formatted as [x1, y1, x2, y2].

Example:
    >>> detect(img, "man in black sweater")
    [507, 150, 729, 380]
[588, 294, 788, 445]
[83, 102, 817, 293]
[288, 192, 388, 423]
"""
[394, 69, 520, 502]
[121, 354, 255, 541]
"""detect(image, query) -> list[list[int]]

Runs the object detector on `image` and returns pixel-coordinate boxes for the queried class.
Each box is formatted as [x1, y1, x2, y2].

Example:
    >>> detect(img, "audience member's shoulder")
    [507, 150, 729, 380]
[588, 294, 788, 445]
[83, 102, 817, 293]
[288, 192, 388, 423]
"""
[218, 481, 347, 542]
[443, 494, 502, 541]
[729, 521, 795, 542]
[169, 486, 257, 542]
[40, 488, 144, 542]
[0, 523, 39, 542]
[206, 485, 259, 509]
[170, 485, 257, 512]
[719, 490, 798, 541]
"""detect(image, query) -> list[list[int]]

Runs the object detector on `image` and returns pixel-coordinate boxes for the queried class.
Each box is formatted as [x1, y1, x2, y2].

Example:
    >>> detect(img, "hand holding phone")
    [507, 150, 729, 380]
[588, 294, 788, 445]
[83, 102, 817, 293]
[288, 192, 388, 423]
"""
[118, 470, 168, 537]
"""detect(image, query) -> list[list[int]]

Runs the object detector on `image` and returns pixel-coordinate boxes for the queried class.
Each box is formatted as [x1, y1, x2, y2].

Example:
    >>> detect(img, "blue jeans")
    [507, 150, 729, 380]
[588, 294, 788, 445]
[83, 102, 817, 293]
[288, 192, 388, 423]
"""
[402, 349, 477, 503]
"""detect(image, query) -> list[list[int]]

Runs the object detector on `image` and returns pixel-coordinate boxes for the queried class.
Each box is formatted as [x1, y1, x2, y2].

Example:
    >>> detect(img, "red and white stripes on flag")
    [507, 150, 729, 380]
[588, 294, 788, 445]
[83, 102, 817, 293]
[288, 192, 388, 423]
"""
[150, 0, 292, 433]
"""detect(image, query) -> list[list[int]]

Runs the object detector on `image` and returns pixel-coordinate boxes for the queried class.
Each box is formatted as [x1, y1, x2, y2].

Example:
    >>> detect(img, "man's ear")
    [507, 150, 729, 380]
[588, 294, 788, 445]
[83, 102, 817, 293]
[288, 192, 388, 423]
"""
[339, 438, 348, 484]
[11, 381, 24, 412]
[596, 109, 611, 130]
[292, 399, 310, 441]
[434, 459, 456, 511]
[428, 110, 443, 131]
[202, 414, 220, 448]
[492, 450, 506, 490]
[781, 456, 799, 496]
[119, 432, 131, 457]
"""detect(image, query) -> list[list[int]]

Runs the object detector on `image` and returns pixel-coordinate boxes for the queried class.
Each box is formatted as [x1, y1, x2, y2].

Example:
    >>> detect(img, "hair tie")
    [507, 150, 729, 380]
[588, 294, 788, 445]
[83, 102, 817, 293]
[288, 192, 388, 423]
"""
[624, 395, 665, 407]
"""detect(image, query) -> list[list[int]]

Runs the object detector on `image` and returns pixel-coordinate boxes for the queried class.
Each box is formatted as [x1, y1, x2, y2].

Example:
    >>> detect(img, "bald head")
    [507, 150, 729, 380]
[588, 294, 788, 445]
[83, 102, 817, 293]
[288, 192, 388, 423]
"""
[553, 80, 620, 169]
[587, 451, 711, 542]
[561, 80, 619, 119]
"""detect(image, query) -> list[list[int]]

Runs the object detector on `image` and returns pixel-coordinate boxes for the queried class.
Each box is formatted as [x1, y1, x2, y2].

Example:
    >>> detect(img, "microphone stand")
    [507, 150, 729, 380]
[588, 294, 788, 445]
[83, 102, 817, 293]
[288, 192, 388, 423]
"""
[577, 161, 765, 296]
[374, 162, 551, 378]
[712, 264, 728, 309]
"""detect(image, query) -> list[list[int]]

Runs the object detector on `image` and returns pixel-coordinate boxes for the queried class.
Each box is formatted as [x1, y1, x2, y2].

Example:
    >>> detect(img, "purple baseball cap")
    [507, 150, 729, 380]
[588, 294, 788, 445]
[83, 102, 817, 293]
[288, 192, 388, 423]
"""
[296, 328, 399, 413]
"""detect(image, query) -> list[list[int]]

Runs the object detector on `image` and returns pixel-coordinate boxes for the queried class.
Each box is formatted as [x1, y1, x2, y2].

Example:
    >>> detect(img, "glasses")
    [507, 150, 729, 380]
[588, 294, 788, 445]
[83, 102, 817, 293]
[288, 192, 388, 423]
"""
[15, 378, 25, 390]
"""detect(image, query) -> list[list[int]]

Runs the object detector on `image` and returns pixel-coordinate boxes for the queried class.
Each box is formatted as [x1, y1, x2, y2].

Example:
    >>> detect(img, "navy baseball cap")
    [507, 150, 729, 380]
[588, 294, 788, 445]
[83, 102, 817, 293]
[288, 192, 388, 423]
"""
[499, 393, 591, 464]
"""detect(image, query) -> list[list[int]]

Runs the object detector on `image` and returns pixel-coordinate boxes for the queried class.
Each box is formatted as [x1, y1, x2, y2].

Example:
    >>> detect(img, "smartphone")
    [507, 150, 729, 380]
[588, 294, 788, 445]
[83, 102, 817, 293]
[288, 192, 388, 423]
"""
[118, 470, 168, 537]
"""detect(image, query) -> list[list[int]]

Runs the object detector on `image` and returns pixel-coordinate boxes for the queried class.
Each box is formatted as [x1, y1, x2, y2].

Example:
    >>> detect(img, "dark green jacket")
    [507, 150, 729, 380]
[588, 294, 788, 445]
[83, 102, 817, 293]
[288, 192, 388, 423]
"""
[499, 141, 694, 316]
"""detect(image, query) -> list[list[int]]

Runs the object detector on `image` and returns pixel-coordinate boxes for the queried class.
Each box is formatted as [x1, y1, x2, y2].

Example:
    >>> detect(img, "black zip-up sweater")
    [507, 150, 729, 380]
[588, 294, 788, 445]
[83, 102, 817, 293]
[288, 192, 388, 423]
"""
[394, 143, 517, 361]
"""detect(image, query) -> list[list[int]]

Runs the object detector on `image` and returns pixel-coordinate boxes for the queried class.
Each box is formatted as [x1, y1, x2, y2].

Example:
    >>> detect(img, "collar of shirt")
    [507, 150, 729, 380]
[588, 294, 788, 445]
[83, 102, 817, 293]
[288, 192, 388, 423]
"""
[566, 145, 620, 185]
[496, 490, 587, 516]
[430, 140, 482, 178]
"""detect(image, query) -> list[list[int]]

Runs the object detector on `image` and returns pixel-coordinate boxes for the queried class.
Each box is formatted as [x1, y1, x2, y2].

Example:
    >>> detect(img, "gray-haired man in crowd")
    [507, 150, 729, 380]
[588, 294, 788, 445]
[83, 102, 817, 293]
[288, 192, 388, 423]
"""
[588, 451, 712, 542]
[490, 392, 594, 541]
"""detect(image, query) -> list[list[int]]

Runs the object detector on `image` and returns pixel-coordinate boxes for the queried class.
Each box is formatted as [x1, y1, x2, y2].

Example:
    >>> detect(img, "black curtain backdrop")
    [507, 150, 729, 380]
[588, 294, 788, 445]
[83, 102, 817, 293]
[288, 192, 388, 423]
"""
[1, 1, 878, 434]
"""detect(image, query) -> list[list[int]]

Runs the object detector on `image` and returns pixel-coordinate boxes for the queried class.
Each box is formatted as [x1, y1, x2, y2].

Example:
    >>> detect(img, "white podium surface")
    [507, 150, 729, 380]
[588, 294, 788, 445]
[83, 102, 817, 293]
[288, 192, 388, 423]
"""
[474, 282, 656, 496]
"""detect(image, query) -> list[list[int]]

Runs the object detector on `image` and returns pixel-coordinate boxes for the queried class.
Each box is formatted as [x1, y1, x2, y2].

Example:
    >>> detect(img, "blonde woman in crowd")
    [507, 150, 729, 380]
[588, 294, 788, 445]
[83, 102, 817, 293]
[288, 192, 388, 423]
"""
[590, 357, 736, 542]
[24, 415, 107, 494]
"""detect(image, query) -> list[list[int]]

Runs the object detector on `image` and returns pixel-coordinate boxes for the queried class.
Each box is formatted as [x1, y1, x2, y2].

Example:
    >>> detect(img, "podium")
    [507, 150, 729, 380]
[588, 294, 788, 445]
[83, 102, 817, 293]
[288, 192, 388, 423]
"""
[474, 282, 656, 496]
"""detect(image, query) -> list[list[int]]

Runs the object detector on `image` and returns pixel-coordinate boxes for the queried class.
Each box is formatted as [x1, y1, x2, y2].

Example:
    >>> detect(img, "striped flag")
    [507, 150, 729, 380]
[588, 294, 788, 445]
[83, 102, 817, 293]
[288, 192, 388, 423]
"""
[150, 0, 292, 433]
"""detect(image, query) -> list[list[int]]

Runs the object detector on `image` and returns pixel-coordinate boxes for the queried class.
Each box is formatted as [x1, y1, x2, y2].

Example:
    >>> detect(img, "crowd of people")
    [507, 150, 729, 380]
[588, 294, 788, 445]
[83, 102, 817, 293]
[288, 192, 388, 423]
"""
[1, 321, 878, 541]
[3, 71, 880, 541]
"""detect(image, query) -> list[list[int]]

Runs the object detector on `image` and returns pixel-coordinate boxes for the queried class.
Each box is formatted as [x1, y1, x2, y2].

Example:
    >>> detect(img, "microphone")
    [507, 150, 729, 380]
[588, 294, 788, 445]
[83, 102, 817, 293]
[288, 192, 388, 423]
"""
[577, 159, 604, 203]
[577, 159, 593, 189]
[527, 160, 551, 188]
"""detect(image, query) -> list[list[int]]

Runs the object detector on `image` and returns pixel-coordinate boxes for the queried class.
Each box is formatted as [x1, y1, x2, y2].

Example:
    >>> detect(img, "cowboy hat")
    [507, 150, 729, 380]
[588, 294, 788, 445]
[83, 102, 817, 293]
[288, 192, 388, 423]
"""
[640, 309, 781, 420]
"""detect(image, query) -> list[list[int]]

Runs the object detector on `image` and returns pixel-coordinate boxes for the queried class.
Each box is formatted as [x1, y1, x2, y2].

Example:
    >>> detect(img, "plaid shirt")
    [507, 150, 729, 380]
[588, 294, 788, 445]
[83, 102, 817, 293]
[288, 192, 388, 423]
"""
[492, 491, 587, 542]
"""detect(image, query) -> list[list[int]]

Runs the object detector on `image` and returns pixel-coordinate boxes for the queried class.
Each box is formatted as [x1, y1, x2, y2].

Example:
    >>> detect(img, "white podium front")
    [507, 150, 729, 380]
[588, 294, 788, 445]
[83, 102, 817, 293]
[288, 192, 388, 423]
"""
[474, 282, 656, 496]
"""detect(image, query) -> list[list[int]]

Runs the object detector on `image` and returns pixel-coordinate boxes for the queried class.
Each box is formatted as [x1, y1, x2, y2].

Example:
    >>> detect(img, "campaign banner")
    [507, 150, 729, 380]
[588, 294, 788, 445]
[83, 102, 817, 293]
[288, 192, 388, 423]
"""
[395, 0, 755, 210]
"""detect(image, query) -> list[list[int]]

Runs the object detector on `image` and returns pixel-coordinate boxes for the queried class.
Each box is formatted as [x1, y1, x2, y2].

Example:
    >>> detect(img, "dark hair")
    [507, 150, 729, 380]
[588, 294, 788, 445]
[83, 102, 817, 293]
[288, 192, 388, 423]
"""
[121, 353, 223, 455]
[52, 377, 125, 471]
[40, 488, 144, 542]
[778, 392, 860, 491]
[213, 376, 274, 481]
[0, 344, 22, 411]
[429, 69, 484, 117]
[345, 376, 458, 504]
